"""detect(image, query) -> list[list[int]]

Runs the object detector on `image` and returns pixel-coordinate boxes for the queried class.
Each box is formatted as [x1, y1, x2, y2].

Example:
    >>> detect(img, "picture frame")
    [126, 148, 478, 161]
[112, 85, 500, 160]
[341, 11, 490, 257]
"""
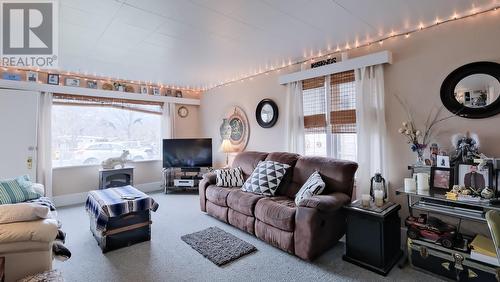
[437, 155, 450, 168]
[152, 87, 160, 96]
[3, 73, 21, 81]
[175, 90, 183, 98]
[430, 167, 452, 191]
[26, 71, 38, 82]
[65, 77, 80, 87]
[86, 80, 97, 89]
[454, 162, 493, 190]
[47, 73, 59, 85]
[140, 85, 148, 94]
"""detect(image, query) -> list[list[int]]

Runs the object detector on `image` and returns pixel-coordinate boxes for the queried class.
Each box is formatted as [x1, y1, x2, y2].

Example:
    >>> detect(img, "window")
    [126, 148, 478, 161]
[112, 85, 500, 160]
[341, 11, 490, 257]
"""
[52, 94, 162, 167]
[302, 71, 357, 161]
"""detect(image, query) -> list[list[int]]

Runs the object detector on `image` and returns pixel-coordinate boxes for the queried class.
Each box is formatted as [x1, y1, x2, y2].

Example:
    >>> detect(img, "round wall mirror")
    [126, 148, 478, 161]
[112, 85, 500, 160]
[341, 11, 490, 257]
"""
[441, 61, 500, 119]
[256, 99, 279, 128]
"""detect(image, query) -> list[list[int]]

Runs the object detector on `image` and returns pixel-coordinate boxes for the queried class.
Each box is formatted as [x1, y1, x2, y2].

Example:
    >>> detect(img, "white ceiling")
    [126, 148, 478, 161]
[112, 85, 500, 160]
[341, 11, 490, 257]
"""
[59, 0, 498, 89]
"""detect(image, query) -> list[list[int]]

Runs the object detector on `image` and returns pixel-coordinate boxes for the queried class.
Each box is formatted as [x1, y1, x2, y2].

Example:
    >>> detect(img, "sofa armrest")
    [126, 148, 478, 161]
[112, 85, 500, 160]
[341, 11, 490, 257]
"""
[199, 172, 216, 212]
[297, 192, 351, 212]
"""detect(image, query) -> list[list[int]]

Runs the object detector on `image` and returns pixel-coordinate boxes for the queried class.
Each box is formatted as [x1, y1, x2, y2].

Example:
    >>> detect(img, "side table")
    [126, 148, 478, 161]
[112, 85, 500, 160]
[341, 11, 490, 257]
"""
[343, 200, 403, 276]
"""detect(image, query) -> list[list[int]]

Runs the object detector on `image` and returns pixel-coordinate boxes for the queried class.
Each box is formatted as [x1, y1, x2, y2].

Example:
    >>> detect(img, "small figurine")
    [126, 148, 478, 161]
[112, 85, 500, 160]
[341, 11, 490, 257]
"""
[101, 150, 129, 169]
[481, 187, 494, 199]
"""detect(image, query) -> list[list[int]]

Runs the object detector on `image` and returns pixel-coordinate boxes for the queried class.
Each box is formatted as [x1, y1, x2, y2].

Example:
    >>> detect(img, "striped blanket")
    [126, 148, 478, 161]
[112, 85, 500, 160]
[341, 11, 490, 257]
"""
[85, 186, 159, 231]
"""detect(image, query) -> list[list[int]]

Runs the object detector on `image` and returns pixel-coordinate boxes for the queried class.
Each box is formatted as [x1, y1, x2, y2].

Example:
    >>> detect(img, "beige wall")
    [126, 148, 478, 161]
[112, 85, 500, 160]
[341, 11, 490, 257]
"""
[200, 14, 500, 234]
[200, 65, 300, 167]
[52, 107, 202, 196]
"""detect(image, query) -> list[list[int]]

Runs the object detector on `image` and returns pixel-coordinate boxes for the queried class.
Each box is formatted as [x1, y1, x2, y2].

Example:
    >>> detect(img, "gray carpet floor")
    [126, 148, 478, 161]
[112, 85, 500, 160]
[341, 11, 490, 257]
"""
[54, 192, 444, 282]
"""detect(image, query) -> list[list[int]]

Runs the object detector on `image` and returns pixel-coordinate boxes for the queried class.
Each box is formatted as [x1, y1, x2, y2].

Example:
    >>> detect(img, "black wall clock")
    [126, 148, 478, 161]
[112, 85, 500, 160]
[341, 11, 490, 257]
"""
[256, 99, 278, 128]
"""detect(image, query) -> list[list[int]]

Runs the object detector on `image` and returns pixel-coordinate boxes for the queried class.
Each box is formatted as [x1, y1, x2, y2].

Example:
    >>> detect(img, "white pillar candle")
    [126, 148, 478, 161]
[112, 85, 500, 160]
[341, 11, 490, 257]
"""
[404, 178, 417, 192]
[361, 194, 371, 207]
[417, 173, 429, 192]
[374, 190, 384, 207]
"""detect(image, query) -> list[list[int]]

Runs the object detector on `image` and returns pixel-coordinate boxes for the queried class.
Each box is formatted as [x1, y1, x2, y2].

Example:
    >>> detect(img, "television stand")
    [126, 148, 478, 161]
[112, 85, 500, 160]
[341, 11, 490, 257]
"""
[162, 167, 211, 194]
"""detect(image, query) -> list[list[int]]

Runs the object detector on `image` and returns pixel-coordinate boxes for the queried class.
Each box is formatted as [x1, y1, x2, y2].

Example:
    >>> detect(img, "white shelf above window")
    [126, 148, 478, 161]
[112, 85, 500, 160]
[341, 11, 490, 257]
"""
[0, 79, 200, 105]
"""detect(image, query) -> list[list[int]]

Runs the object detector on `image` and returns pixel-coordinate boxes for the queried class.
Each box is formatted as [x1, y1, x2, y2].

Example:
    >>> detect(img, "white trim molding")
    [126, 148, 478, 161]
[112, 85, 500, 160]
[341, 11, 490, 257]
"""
[278, 51, 393, 85]
[51, 181, 163, 207]
[0, 79, 200, 105]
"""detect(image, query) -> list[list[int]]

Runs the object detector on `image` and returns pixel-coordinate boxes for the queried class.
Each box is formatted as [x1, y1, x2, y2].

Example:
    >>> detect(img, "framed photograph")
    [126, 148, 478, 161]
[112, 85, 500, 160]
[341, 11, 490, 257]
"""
[166, 89, 172, 96]
[65, 78, 80, 87]
[455, 163, 493, 189]
[437, 155, 450, 168]
[3, 73, 21, 81]
[430, 167, 452, 191]
[26, 71, 38, 82]
[140, 85, 148, 94]
[152, 87, 160, 96]
[175, 90, 183, 98]
[47, 73, 59, 85]
[87, 80, 97, 89]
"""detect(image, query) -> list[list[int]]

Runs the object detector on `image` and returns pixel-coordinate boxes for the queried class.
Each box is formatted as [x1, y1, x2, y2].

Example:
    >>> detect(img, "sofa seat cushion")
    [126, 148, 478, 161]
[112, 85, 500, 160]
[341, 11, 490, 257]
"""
[255, 197, 296, 232]
[205, 185, 234, 207]
[227, 190, 264, 216]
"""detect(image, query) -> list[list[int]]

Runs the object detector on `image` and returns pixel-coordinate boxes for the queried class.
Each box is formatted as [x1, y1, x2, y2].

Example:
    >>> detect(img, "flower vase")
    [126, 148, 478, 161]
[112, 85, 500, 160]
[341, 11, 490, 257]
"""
[411, 143, 427, 167]
[415, 148, 425, 167]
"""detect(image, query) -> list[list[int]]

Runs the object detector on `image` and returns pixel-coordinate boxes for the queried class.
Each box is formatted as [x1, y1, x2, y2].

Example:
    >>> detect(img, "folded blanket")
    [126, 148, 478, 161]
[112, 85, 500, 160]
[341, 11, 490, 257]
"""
[27, 197, 56, 211]
[85, 186, 159, 231]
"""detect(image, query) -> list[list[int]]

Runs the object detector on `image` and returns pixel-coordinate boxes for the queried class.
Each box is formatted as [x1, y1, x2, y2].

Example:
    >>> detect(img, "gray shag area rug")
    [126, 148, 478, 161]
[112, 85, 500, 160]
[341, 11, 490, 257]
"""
[181, 226, 257, 266]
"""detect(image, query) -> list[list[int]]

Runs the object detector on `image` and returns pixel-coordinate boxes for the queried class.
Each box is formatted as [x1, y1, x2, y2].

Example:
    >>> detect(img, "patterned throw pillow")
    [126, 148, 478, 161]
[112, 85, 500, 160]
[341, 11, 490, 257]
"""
[295, 171, 326, 206]
[215, 167, 245, 187]
[0, 177, 41, 205]
[242, 161, 290, 196]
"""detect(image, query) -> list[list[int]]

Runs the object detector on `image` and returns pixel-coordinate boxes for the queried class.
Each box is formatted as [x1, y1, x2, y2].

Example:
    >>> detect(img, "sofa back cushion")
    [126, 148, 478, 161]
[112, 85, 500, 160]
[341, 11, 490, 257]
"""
[265, 152, 300, 196]
[288, 157, 358, 198]
[232, 151, 268, 180]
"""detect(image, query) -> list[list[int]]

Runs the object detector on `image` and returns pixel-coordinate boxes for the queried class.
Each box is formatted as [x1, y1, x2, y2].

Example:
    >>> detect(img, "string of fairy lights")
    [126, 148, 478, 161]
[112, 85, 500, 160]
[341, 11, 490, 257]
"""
[205, 4, 500, 91]
[1, 4, 498, 93]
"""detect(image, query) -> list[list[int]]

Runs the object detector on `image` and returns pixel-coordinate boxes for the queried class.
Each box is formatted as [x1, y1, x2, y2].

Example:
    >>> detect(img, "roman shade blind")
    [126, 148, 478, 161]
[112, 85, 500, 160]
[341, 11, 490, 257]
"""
[330, 70, 356, 133]
[302, 77, 326, 130]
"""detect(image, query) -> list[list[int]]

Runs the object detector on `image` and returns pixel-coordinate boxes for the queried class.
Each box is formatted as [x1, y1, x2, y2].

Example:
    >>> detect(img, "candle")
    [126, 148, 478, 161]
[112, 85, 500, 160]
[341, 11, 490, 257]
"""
[361, 194, 371, 207]
[404, 178, 416, 192]
[374, 190, 384, 207]
[416, 173, 430, 192]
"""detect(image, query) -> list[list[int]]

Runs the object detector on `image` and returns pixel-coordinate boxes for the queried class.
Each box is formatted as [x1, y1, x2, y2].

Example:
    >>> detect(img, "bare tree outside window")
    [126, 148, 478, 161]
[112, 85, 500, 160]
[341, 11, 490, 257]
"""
[52, 105, 161, 167]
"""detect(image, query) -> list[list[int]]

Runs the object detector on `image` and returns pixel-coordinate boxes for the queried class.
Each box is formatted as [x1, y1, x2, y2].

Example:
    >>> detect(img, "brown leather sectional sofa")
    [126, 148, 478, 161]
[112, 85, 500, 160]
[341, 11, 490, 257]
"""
[199, 151, 358, 260]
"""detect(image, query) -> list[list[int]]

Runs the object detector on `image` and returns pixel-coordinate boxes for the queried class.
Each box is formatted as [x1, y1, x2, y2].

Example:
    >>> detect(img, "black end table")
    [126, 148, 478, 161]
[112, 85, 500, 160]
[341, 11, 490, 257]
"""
[343, 200, 403, 276]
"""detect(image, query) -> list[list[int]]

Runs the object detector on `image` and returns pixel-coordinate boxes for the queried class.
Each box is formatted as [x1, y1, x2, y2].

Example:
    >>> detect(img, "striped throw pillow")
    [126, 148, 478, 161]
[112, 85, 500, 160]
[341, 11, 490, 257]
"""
[295, 171, 326, 206]
[0, 177, 41, 205]
[215, 167, 245, 187]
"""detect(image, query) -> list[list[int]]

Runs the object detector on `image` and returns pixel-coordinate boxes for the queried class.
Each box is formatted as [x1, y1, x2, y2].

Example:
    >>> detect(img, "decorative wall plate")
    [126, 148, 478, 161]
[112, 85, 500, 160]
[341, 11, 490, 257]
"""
[219, 106, 249, 152]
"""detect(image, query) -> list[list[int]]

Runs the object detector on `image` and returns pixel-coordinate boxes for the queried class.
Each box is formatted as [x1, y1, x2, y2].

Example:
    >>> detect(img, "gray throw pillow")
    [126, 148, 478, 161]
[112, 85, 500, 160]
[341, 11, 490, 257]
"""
[295, 171, 326, 206]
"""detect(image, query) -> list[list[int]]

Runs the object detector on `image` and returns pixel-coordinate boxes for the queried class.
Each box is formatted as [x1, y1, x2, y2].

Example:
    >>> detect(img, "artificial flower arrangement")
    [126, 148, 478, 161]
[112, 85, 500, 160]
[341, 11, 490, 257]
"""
[395, 95, 454, 166]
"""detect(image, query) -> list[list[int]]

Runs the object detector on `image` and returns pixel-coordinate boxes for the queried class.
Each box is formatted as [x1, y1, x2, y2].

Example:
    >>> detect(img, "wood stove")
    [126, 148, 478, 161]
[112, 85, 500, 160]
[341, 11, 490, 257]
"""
[99, 167, 134, 189]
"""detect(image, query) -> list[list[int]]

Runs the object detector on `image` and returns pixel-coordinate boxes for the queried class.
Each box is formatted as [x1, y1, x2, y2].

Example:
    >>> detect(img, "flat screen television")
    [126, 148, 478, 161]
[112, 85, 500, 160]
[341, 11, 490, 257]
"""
[162, 138, 212, 168]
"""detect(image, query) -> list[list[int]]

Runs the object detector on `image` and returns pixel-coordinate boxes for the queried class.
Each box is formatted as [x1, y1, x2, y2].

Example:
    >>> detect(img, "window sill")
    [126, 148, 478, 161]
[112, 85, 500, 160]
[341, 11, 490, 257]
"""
[52, 159, 161, 170]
